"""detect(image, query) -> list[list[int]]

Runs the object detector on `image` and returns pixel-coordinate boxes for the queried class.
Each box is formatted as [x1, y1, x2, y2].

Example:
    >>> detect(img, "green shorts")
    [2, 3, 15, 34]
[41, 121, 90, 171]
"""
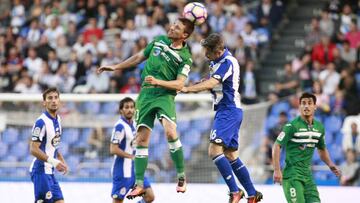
[282, 176, 320, 203]
[135, 88, 176, 129]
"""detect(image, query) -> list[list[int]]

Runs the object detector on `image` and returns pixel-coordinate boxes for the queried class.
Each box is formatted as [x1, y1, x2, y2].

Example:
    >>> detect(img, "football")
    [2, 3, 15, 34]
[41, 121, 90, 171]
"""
[182, 2, 208, 26]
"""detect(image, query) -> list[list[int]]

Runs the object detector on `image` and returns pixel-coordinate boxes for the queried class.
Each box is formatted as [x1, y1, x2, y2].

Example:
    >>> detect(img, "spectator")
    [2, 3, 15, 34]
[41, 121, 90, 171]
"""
[319, 9, 334, 37]
[342, 122, 360, 155]
[120, 75, 140, 93]
[10, 0, 25, 28]
[312, 80, 330, 114]
[333, 47, 350, 73]
[305, 17, 322, 50]
[103, 19, 121, 47]
[240, 60, 259, 104]
[344, 21, 360, 49]
[230, 5, 248, 34]
[319, 62, 340, 95]
[43, 17, 64, 48]
[25, 19, 42, 47]
[85, 126, 105, 159]
[134, 6, 147, 29]
[47, 50, 60, 73]
[121, 19, 140, 42]
[65, 21, 78, 46]
[14, 75, 41, 93]
[152, 5, 170, 29]
[57, 63, 75, 93]
[234, 36, 250, 66]
[36, 36, 54, 61]
[256, 0, 283, 28]
[6, 46, 22, 75]
[140, 16, 166, 43]
[209, 6, 227, 33]
[0, 62, 13, 92]
[338, 4, 356, 34]
[96, 4, 108, 29]
[311, 35, 337, 65]
[23, 47, 43, 78]
[83, 17, 103, 43]
[56, 35, 71, 62]
[340, 149, 360, 186]
[222, 21, 238, 51]
[85, 67, 109, 93]
[275, 63, 299, 97]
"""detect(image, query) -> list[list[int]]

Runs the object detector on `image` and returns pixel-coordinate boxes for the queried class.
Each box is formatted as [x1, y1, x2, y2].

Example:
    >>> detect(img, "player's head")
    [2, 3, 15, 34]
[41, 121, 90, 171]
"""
[167, 18, 194, 41]
[299, 92, 317, 117]
[42, 87, 60, 113]
[119, 97, 135, 120]
[201, 33, 225, 60]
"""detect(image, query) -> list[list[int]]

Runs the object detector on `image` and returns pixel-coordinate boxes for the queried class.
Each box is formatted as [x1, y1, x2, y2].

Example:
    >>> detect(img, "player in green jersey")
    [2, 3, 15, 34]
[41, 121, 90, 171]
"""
[272, 92, 341, 203]
[98, 18, 194, 198]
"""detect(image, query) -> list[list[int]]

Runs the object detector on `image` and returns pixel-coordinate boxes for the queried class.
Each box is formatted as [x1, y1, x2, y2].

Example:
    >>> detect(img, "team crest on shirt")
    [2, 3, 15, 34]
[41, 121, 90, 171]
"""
[120, 187, 127, 195]
[51, 131, 61, 147]
[153, 48, 161, 56]
[45, 191, 52, 199]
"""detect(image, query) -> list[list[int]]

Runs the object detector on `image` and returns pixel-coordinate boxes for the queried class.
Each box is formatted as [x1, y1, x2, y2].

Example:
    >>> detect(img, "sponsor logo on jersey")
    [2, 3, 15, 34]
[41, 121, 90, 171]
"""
[120, 187, 127, 195]
[298, 128, 307, 131]
[277, 131, 285, 141]
[45, 191, 52, 199]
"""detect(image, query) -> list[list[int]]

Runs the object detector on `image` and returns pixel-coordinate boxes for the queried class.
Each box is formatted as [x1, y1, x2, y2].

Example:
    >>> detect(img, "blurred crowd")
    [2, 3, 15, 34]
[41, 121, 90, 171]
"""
[0, 0, 285, 104]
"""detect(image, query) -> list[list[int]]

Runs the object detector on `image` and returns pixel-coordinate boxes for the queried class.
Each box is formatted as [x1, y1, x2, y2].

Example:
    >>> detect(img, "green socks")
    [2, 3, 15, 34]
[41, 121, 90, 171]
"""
[135, 146, 148, 186]
[168, 138, 185, 178]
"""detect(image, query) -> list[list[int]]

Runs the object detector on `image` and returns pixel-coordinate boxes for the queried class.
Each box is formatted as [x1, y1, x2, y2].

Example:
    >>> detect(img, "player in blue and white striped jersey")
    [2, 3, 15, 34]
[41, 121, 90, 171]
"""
[110, 97, 154, 203]
[29, 88, 68, 203]
[181, 33, 262, 203]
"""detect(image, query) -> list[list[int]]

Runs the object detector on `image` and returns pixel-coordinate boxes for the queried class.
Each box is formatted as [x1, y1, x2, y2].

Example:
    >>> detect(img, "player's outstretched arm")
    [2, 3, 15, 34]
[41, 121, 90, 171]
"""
[30, 141, 67, 172]
[97, 49, 146, 73]
[144, 75, 187, 91]
[272, 143, 283, 184]
[181, 77, 220, 93]
[110, 143, 134, 159]
[318, 148, 341, 177]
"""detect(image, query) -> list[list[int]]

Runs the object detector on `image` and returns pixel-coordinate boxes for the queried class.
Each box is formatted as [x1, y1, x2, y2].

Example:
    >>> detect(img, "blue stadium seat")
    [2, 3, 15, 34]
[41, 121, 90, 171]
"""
[66, 155, 81, 172]
[1, 155, 18, 162]
[0, 142, 8, 158]
[82, 101, 101, 114]
[61, 128, 80, 145]
[328, 145, 343, 164]
[20, 127, 32, 141]
[264, 115, 278, 133]
[101, 102, 118, 115]
[97, 168, 110, 178]
[59, 143, 69, 157]
[12, 168, 28, 177]
[270, 101, 290, 116]
[191, 118, 212, 133]
[182, 144, 192, 160]
[80, 128, 92, 142]
[182, 129, 202, 147]
[2, 128, 19, 144]
[177, 120, 191, 132]
[10, 142, 28, 159]
[324, 115, 342, 134]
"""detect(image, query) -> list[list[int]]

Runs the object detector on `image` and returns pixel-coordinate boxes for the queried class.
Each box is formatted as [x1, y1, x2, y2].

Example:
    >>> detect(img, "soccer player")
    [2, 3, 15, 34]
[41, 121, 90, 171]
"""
[181, 33, 263, 203]
[29, 88, 68, 203]
[98, 18, 195, 197]
[272, 92, 342, 203]
[110, 97, 154, 203]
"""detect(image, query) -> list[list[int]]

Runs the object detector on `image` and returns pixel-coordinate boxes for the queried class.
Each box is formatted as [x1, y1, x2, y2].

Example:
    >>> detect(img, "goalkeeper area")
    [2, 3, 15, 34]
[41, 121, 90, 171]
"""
[0, 93, 359, 203]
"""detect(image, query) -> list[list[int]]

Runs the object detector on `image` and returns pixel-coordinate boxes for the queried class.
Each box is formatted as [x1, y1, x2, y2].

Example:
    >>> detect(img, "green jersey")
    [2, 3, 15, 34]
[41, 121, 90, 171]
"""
[142, 35, 192, 95]
[276, 116, 326, 179]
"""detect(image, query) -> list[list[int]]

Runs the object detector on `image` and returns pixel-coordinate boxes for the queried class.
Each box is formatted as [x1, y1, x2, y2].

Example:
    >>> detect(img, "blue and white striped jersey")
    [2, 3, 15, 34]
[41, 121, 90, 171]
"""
[210, 49, 241, 111]
[29, 111, 62, 174]
[111, 116, 136, 179]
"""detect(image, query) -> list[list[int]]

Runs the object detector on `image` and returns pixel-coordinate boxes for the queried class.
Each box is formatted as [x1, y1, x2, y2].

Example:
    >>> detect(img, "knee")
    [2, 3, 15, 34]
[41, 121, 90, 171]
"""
[224, 151, 237, 161]
[164, 128, 177, 140]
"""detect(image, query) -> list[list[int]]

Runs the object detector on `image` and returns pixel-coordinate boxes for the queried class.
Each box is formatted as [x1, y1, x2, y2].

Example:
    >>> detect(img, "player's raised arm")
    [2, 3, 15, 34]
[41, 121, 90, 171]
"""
[144, 75, 188, 91]
[181, 77, 220, 93]
[97, 49, 146, 73]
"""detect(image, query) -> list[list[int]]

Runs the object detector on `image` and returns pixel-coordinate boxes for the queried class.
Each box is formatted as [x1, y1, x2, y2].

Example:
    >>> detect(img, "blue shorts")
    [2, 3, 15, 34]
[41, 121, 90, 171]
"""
[31, 172, 64, 203]
[210, 108, 243, 150]
[111, 176, 151, 200]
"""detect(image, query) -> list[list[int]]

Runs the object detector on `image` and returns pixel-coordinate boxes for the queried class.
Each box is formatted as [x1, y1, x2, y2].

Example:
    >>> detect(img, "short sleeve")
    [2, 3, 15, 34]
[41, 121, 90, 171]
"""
[31, 119, 45, 142]
[211, 60, 232, 82]
[177, 57, 192, 78]
[317, 126, 326, 149]
[275, 123, 294, 146]
[111, 124, 125, 144]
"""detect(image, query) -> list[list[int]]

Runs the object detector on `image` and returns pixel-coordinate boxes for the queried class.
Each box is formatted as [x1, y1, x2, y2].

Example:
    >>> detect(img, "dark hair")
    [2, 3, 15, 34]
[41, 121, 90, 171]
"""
[299, 92, 317, 104]
[201, 33, 224, 51]
[42, 88, 60, 101]
[178, 17, 195, 38]
[119, 97, 135, 110]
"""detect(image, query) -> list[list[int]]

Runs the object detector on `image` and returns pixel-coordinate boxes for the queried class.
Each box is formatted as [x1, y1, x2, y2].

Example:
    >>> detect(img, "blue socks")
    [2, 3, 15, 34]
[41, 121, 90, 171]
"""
[230, 158, 256, 196]
[213, 154, 239, 193]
